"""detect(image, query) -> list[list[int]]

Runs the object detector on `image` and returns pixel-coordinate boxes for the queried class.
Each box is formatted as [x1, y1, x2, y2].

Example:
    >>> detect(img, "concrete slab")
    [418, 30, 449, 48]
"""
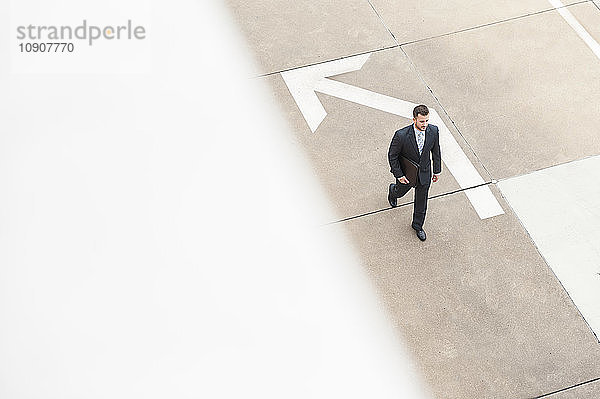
[402, 2, 600, 179]
[369, 0, 581, 44]
[264, 47, 493, 221]
[498, 155, 600, 338]
[543, 379, 600, 398]
[224, 0, 396, 75]
[325, 185, 600, 399]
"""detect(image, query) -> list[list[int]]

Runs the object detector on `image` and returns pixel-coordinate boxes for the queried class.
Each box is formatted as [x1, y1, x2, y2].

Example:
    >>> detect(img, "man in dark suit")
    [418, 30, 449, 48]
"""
[387, 105, 442, 241]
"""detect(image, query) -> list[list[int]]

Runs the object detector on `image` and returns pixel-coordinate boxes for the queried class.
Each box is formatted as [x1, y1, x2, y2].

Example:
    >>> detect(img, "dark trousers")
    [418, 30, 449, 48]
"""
[390, 178, 431, 230]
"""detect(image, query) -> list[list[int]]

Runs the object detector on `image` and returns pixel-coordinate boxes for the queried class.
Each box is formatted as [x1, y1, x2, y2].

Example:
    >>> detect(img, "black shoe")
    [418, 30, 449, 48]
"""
[388, 184, 397, 208]
[415, 229, 426, 241]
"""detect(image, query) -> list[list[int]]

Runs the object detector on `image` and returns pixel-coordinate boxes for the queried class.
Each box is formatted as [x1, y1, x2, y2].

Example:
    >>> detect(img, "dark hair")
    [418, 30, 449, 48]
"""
[413, 105, 429, 118]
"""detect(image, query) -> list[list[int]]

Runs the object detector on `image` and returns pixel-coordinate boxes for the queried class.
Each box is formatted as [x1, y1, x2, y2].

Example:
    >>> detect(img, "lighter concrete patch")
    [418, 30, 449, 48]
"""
[498, 155, 600, 339]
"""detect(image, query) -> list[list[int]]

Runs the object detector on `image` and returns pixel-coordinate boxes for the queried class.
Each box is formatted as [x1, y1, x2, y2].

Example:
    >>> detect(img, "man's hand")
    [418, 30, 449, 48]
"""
[398, 176, 410, 184]
[432, 174, 439, 183]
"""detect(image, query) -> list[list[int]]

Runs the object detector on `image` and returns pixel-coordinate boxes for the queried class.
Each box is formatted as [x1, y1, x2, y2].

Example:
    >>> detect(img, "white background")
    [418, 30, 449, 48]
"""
[10, 0, 152, 74]
[0, 1, 429, 398]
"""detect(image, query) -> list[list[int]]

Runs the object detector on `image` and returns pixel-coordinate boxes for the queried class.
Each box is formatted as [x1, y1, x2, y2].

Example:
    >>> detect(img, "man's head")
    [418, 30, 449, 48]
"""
[413, 105, 429, 131]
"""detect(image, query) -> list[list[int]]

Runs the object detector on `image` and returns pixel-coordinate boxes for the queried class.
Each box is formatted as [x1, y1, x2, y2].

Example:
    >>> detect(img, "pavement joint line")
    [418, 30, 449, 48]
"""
[324, 181, 492, 226]
[496, 153, 600, 184]
[529, 376, 600, 398]
[366, 0, 399, 46]
[398, 0, 591, 48]
[398, 45, 494, 181]
[253, 1, 590, 79]
[254, 45, 400, 78]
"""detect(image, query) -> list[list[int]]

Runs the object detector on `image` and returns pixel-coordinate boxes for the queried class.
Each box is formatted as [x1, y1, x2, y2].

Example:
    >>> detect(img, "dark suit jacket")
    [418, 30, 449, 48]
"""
[388, 124, 442, 185]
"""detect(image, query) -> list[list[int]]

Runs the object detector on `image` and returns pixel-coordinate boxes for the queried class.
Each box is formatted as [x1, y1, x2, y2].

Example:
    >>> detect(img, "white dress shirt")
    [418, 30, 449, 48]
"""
[414, 124, 440, 176]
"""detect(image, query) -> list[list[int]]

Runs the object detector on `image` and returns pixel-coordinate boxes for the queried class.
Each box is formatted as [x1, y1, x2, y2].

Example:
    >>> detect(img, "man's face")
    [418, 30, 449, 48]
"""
[413, 114, 429, 131]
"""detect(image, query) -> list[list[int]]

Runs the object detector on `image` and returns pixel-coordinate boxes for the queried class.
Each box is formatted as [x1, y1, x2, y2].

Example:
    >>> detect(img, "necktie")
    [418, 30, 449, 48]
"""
[416, 130, 425, 155]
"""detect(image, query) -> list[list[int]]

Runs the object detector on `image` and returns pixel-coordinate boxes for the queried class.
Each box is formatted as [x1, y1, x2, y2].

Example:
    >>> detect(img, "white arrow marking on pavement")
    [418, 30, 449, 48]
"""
[281, 54, 504, 219]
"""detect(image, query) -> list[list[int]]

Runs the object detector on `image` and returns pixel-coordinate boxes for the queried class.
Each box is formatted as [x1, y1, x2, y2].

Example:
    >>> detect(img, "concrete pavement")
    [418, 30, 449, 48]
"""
[225, 1, 600, 398]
